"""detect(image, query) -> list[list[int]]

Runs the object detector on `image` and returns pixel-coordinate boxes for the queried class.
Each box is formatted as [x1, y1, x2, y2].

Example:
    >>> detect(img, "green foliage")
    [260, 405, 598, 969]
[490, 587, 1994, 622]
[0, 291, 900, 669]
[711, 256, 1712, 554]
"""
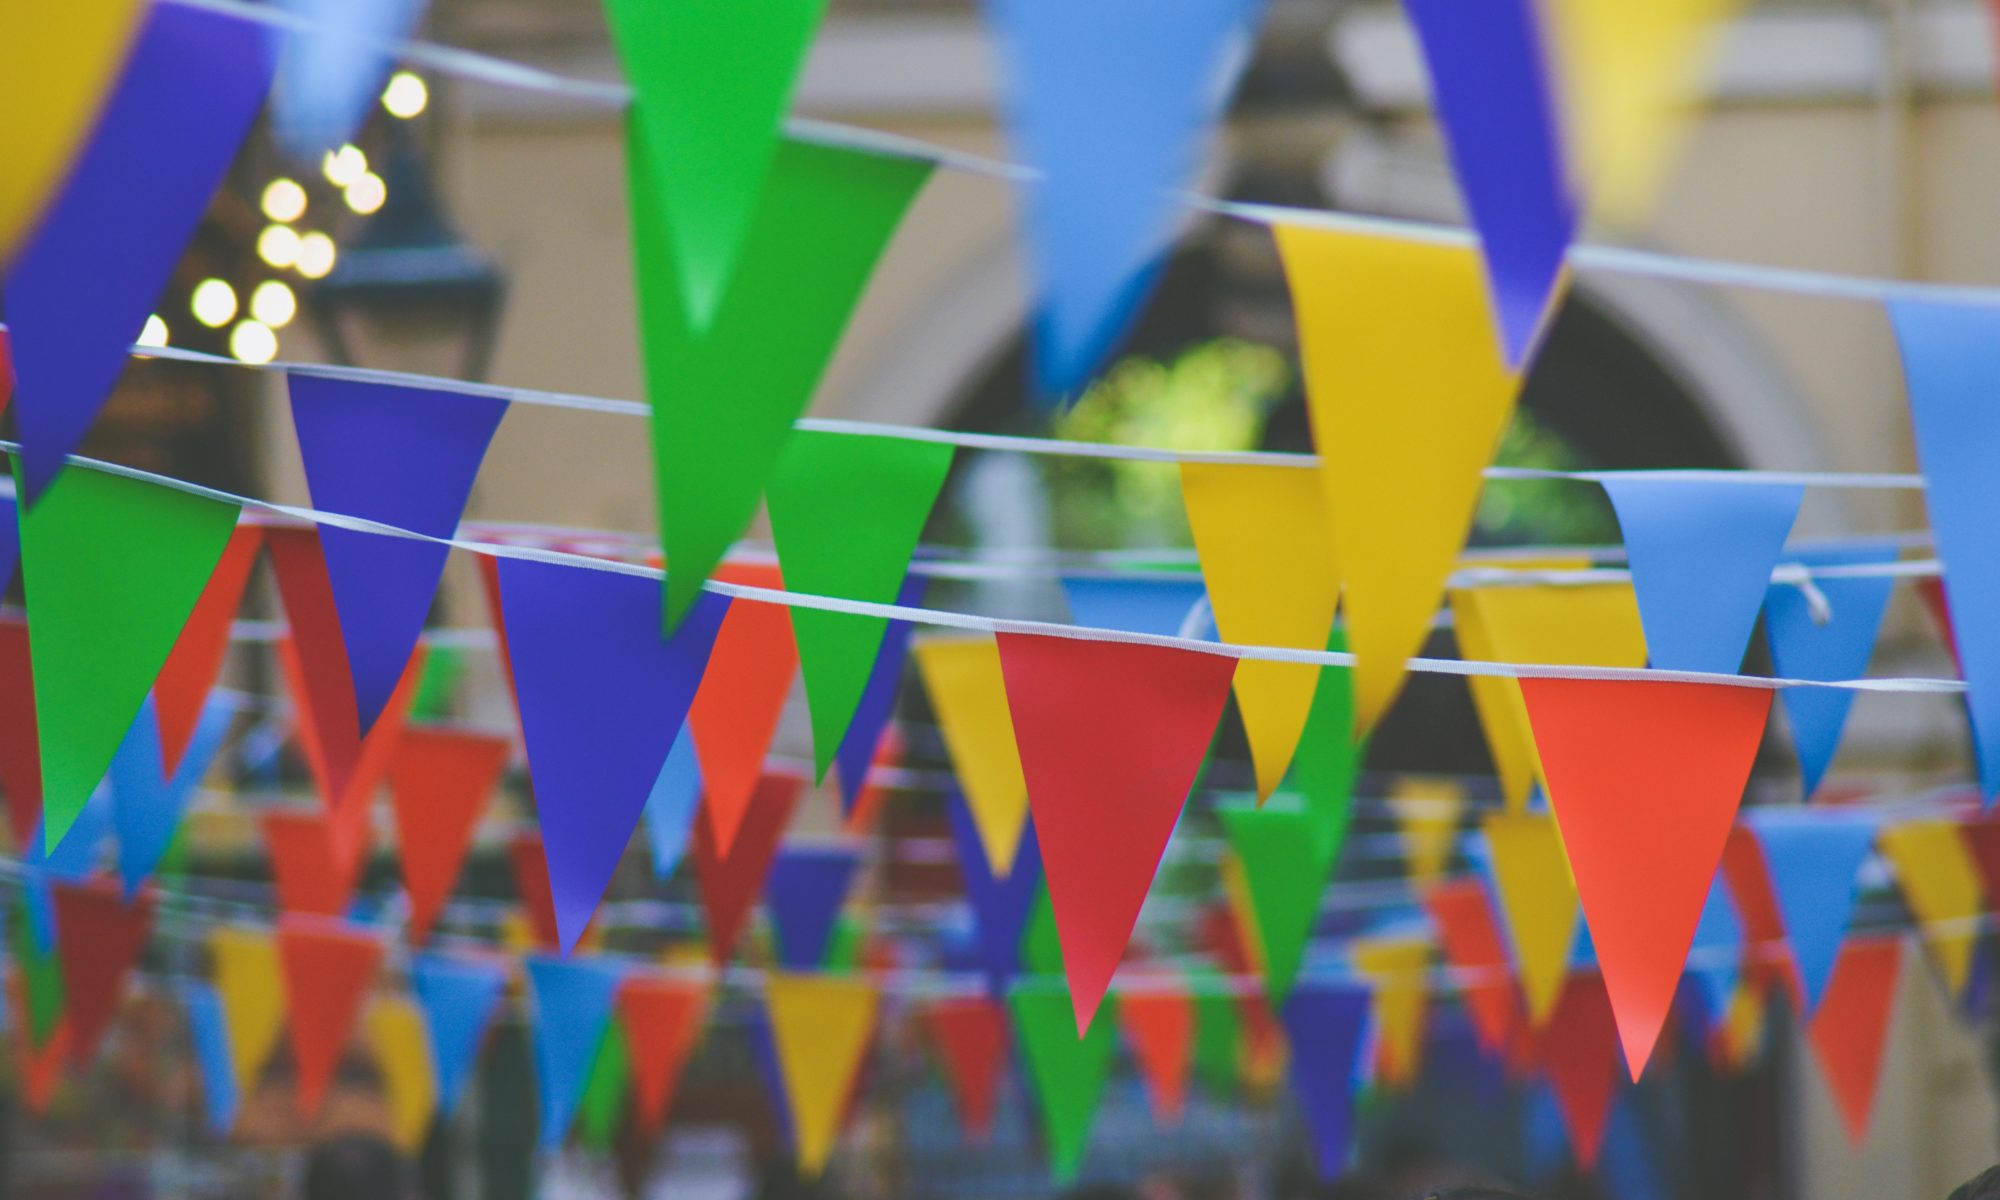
[1475, 408, 1621, 546]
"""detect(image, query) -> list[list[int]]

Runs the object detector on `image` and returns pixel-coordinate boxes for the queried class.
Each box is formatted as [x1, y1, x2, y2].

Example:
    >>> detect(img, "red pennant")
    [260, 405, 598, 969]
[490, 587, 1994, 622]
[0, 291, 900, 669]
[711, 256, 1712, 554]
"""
[276, 917, 385, 1120]
[688, 564, 798, 857]
[1808, 936, 1902, 1145]
[1520, 677, 1770, 1076]
[507, 832, 563, 950]
[1425, 879, 1524, 1059]
[1119, 981, 1194, 1125]
[52, 879, 155, 1065]
[1915, 577, 1961, 675]
[153, 524, 262, 773]
[1536, 971, 1624, 1169]
[926, 995, 1007, 1141]
[15, 1008, 71, 1115]
[386, 727, 509, 944]
[266, 809, 374, 918]
[474, 552, 520, 717]
[0, 617, 42, 848]
[692, 774, 802, 963]
[1721, 825, 1803, 1006]
[619, 972, 711, 1137]
[1961, 815, 2000, 914]
[995, 633, 1235, 1032]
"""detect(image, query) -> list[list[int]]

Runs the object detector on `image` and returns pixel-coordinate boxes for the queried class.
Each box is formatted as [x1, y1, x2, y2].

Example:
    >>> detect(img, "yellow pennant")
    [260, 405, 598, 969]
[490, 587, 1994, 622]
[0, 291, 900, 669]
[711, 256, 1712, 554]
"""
[914, 637, 1030, 876]
[1353, 935, 1431, 1091]
[1879, 820, 1985, 998]
[210, 926, 286, 1098]
[766, 972, 879, 1177]
[1180, 462, 1341, 800]
[1720, 977, 1767, 1070]
[0, 1, 147, 262]
[366, 996, 438, 1152]
[1392, 777, 1465, 885]
[1481, 811, 1580, 1025]
[1274, 226, 1521, 733]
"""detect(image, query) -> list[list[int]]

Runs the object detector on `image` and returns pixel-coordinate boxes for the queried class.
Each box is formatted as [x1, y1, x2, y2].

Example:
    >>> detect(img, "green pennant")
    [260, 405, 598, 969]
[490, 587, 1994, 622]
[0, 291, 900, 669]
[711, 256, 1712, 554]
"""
[1289, 628, 1366, 865]
[606, 0, 831, 325]
[1190, 971, 1241, 1099]
[16, 462, 239, 846]
[766, 430, 953, 776]
[628, 122, 933, 633]
[12, 915, 63, 1047]
[1011, 980, 1118, 1181]
[824, 914, 863, 973]
[577, 1021, 632, 1150]
[1022, 885, 1064, 977]
[1218, 802, 1334, 1006]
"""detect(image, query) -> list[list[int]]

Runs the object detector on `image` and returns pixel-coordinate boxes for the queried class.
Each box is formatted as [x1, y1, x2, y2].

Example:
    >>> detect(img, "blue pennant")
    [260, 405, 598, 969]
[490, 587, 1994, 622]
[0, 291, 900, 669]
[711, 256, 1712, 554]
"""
[1745, 807, 1878, 1013]
[946, 789, 1042, 997]
[1280, 982, 1373, 1180]
[1060, 574, 1210, 638]
[1764, 543, 1898, 798]
[183, 982, 241, 1135]
[765, 844, 862, 969]
[410, 952, 509, 1118]
[525, 956, 626, 1148]
[1687, 878, 1743, 1030]
[111, 694, 239, 896]
[642, 724, 703, 880]
[272, 0, 430, 160]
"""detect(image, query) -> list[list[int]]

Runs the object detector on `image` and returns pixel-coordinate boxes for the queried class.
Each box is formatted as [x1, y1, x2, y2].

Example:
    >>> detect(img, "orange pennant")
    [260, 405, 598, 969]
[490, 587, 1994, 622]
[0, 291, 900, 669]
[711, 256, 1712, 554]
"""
[52, 879, 154, 1065]
[692, 774, 803, 963]
[1424, 879, 1523, 1059]
[153, 525, 261, 774]
[1806, 936, 1902, 1145]
[386, 727, 510, 944]
[14, 1005, 72, 1116]
[688, 563, 798, 857]
[275, 917, 385, 1120]
[1118, 980, 1194, 1125]
[1535, 970, 1624, 1169]
[266, 808, 374, 918]
[926, 994, 1008, 1141]
[619, 971, 710, 1137]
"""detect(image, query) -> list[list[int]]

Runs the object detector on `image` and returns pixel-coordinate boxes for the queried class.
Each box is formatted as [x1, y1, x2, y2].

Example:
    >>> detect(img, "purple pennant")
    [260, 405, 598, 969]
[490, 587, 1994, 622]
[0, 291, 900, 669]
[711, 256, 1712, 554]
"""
[1405, 0, 1576, 367]
[5, 4, 276, 502]
[1280, 983, 1373, 1180]
[496, 556, 728, 952]
[765, 844, 862, 969]
[946, 789, 1042, 998]
[747, 1009, 797, 1149]
[289, 374, 509, 730]
[0, 493, 19, 596]
[832, 574, 925, 813]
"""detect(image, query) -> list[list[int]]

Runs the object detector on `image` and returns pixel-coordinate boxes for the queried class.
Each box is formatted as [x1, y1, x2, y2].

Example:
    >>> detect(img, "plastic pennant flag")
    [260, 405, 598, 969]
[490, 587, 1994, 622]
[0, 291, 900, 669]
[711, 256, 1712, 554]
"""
[1118, 978, 1194, 1125]
[1962, 815, 2000, 913]
[915, 637, 1030, 877]
[833, 576, 926, 813]
[1481, 811, 1580, 1026]
[506, 833, 564, 952]
[211, 926, 286, 1100]
[628, 127, 932, 632]
[367, 994, 439, 1151]
[765, 972, 879, 1177]
[386, 727, 510, 944]
[1601, 479, 1802, 675]
[152, 525, 260, 775]
[1280, 983, 1372, 1179]
[1522, 677, 1770, 1076]
[947, 789, 1043, 997]
[410, 952, 509, 1118]
[496, 555, 728, 952]
[1878, 819, 1985, 997]
[4, 4, 274, 501]
[766, 430, 954, 777]
[577, 1022, 632, 1149]
[276, 917, 386, 1119]
[183, 982, 241, 1135]
[1806, 936, 1903, 1145]
[1687, 879, 1745, 1029]
[988, 0, 1259, 397]
[1273, 226, 1521, 730]
[1290, 628, 1367, 864]
[688, 564, 797, 857]
[110, 693, 238, 896]
[1217, 802, 1331, 1006]
[1181, 462, 1340, 799]
[1424, 879, 1525, 1059]
[1353, 936, 1432, 1091]
[526, 956, 626, 1148]
[13, 912, 65, 1046]
[51, 879, 153, 1066]
[0, 329, 11, 416]
[643, 725, 702, 880]
[1763, 546, 1899, 798]
[0, 495, 18, 594]
[1060, 574, 1209, 639]
[1394, 778, 1464, 886]
[289, 375, 508, 730]
[766, 845, 863, 970]
[18, 463, 240, 847]
[271, 0, 429, 161]
[692, 775, 804, 964]
[619, 972, 710, 1138]
[926, 994, 1008, 1142]
[1192, 974, 1244, 1099]
[1744, 808, 1879, 1013]
[1534, 970, 1624, 1169]
[996, 633, 1235, 1032]
[1012, 979, 1119, 1182]
[1406, 0, 1577, 366]
[265, 808, 373, 918]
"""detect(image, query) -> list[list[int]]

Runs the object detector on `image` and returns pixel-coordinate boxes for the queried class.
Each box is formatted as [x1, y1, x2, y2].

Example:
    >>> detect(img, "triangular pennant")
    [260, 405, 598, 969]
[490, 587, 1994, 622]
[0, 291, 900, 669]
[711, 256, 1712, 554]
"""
[1424, 879, 1525, 1059]
[643, 724, 703, 880]
[270, 0, 428, 160]
[1290, 628, 1367, 862]
[1521, 677, 1770, 1075]
[183, 982, 241, 1135]
[51, 878, 153, 1065]
[13, 911, 65, 1045]
[947, 789, 1043, 998]
[765, 973, 879, 1176]
[210, 926, 286, 1100]
[577, 1021, 632, 1149]
[14, 1007, 71, 1115]
[1720, 824, 1799, 1004]
[110, 693, 237, 895]
[1962, 815, 2000, 912]
[276, 917, 386, 1119]
[688, 564, 796, 856]
[916, 636, 1030, 877]
[692, 775, 803, 964]
[1011, 979, 1119, 1181]
[1180, 462, 1340, 799]
[0, 329, 11, 416]
[996, 633, 1235, 1031]
[1279, 983, 1372, 1179]
[18, 463, 240, 846]
[1601, 479, 1802, 674]
[619, 972, 710, 1138]
[151, 524, 260, 774]
[1353, 936, 1432, 1090]
[925, 994, 1008, 1142]
[629, 129, 932, 631]
[1118, 978, 1194, 1125]
[1764, 546, 1898, 798]
[1879, 819, 1985, 997]
[3, 3, 274, 500]
[496, 555, 729, 952]
[1745, 808, 1879, 1013]
[265, 808, 373, 918]
[1534, 970, 1624, 1169]
[409, 952, 509, 1118]
[1192, 973, 1243, 1099]
[1273, 226, 1521, 729]
[367, 994, 439, 1151]
[1217, 802, 1331, 1006]
[386, 727, 510, 944]
[289, 374, 508, 729]
[525, 956, 627, 1149]
[989, 0, 1257, 395]
[1687, 879, 1745, 1032]
[766, 430, 953, 777]
[766, 844, 862, 970]
[1806, 936, 1903, 1145]
[0, 617, 42, 847]
[508, 833, 563, 951]
[1481, 811, 1580, 1025]
[1394, 777, 1464, 886]
[833, 576, 925, 813]
[1060, 574, 1208, 639]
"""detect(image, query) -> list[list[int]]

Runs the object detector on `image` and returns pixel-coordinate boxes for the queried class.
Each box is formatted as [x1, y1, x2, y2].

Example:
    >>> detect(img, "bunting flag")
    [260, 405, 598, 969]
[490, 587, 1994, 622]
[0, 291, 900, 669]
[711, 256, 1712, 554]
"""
[1280, 983, 1372, 1179]
[386, 727, 510, 944]
[767, 430, 954, 776]
[1963, 815, 2000, 912]
[766, 845, 863, 970]
[687, 565, 796, 856]
[271, 0, 429, 160]
[1061, 575, 1208, 639]
[1878, 819, 1984, 997]
[1217, 803, 1331, 1006]
[642, 725, 702, 880]
[409, 952, 509, 1118]
[0, 329, 11, 415]
[629, 129, 932, 632]
[507, 833, 563, 951]
[1353, 936, 1432, 1090]
[1180, 462, 1341, 798]
[1806, 936, 1903, 1145]
[577, 1023, 632, 1149]
[1600, 479, 1802, 674]
[1764, 545, 1900, 797]
[9, 7, 269, 496]
[988, 0, 1257, 397]
[1481, 811, 1581, 1025]
[765, 973, 880, 1177]
[289, 375, 508, 729]
[1012, 979, 1119, 1181]
[1192, 973, 1244, 1099]
[833, 576, 925, 813]
[1424, 879, 1525, 1058]
[1273, 226, 1520, 730]
[276, 918, 386, 1119]
[1745, 808, 1879, 1012]
[1394, 777, 1464, 886]
[526, 956, 627, 1149]
[18, 463, 240, 847]
[1688, 880, 1746, 1032]
[497, 555, 729, 951]
[619, 972, 710, 1138]
[1405, 0, 1576, 366]
[1119, 979, 1194, 1125]
[1522, 677, 1770, 1075]
[14, 914, 65, 1045]
[51, 879, 153, 1065]
[211, 927, 286, 1101]
[997, 633, 1236, 1031]
[926, 994, 1008, 1142]
[183, 982, 241, 1135]
[917, 637, 1031, 877]
[692, 775, 803, 963]
[947, 789, 1042, 997]
[110, 693, 237, 895]
[1916, 576, 1963, 676]
[0, 618, 44, 847]
[152, 525, 259, 774]
[367, 994, 440, 1151]
[1535, 970, 1624, 1169]
[1289, 629, 1366, 864]
[265, 808, 372, 918]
